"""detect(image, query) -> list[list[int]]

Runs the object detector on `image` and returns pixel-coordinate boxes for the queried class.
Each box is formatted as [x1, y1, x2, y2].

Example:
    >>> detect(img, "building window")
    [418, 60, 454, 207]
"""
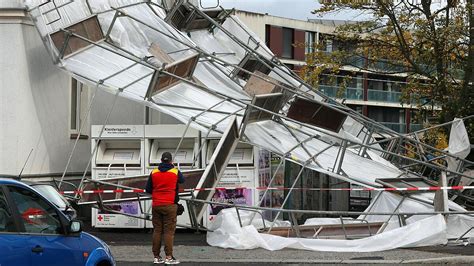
[319, 34, 333, 53]
[70, 78, 89, 139]
[282, 27, 294, 59]
[305, 31, 316, 56]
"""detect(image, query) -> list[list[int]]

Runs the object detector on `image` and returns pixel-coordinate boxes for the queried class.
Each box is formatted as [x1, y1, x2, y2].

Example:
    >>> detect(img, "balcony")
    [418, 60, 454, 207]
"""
[367, 89, 401, 103]
[371, 59, 407, 73]
[343, 55, 365, 68]
[380, 122, 406, 133]
[380, 123, 424, 133]
[410, 124, 423, 132]
[319, 85, 363, 101]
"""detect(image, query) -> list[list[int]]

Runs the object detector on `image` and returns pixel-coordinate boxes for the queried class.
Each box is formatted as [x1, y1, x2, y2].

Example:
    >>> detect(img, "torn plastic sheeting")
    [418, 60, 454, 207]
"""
[30, 0, 413, 190]
[193, 61, 250, 100]
[26, 0, 91, 35]
[244, 121, 403, 187]
[92, 1, 195, 59]
[190, 30, 242, 65]
[448, 118, 470, 158]
[213, 15, 271, 63]
[206, 208, 447, 252]
[447, 118, 471, 173]
[362, 192, 474, 237]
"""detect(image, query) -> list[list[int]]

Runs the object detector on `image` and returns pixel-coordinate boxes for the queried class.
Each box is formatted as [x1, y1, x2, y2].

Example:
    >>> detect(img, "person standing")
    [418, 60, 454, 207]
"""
[145, 152, 184, 264]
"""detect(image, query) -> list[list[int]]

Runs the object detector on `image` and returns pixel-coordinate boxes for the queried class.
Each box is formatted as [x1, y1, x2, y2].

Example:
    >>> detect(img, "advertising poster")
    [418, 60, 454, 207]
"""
[99, 201, 140, 215]
[208, 188, 253, 217]
[270, 153, 285, 208]
[258, 151, 286, 220]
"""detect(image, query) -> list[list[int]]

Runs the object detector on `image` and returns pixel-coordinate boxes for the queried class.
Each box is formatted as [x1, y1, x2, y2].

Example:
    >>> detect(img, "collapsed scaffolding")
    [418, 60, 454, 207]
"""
[26, 0, 474, 251]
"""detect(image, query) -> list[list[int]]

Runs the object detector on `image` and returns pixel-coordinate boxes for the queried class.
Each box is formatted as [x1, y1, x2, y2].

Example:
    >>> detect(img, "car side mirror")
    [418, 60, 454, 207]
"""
[69, 220, 83, 234]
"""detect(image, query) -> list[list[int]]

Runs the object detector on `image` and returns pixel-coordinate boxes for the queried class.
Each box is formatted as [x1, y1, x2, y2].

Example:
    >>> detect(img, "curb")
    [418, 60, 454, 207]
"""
[116, 257, 474, 264]
[402, 255, 474, 264]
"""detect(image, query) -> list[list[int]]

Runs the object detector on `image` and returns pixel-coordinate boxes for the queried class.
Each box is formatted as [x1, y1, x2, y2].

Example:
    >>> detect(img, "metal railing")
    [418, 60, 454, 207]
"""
[367, 89, 402, 103]
[319, 85, 363, 101]
[380, 123, 406, 133]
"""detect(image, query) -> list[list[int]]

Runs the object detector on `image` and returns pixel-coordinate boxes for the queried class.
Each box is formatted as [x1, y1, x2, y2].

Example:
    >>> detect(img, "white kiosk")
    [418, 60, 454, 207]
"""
[91, 125, 146, 228]
[144, 124, 200, 228]
[204, 138, 258, 225]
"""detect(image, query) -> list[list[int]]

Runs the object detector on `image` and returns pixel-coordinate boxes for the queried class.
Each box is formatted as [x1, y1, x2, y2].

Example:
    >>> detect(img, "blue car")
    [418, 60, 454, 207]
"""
[0, 178, 115, 266]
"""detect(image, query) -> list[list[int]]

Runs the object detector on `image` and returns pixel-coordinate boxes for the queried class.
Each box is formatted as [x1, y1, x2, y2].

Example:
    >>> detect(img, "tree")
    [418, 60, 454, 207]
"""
[302, 0, 474, 141]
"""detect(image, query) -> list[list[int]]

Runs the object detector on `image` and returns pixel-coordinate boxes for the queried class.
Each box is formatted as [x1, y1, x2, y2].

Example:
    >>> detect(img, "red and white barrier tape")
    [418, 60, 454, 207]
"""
[60, 185, 474, 195]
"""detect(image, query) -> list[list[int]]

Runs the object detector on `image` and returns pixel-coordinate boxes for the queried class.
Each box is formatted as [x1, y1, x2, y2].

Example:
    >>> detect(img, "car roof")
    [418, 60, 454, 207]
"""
[0, 178, 55, 187]
[21, 180, 54, 186]
[0, 178, 70, 217]
[0, 178, 29, 186]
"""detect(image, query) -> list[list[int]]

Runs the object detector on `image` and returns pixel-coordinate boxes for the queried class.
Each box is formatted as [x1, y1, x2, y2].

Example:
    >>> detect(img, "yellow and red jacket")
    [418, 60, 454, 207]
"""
[145, 163, 185, 206]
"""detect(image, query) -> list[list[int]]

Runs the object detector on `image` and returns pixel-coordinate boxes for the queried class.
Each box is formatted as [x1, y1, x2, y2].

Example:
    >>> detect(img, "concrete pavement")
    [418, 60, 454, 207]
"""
[85, 226, 474, 264]
[111, 244, 474, 265]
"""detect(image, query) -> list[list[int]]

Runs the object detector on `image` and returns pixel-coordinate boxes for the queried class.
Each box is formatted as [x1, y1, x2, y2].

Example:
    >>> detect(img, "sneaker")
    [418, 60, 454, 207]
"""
[153, 257, 164, 264]
[164, 257, 180, 264]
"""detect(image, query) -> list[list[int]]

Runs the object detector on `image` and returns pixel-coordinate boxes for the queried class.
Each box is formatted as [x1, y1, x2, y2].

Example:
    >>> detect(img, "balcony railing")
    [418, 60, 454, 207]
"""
[410, 124, 423, 132]
[319, 85, 403, 103]
[380, 123, 424, 133]
[319, 85, 363, 101]
[367, 89, 401, 103]
[380, 122, 406, 133]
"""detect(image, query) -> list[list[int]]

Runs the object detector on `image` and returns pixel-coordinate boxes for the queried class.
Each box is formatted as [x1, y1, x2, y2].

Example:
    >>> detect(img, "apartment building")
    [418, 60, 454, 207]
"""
[234, 10, 423, 134]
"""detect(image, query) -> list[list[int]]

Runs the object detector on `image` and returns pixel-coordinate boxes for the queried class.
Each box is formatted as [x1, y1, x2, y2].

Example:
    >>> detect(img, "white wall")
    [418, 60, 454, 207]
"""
[0, 3, 182, 176]
[0, 12, 91, 175]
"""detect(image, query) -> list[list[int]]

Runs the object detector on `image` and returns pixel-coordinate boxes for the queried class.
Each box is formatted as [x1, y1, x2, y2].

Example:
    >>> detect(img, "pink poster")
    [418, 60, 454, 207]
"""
[209, 188, 253, 215]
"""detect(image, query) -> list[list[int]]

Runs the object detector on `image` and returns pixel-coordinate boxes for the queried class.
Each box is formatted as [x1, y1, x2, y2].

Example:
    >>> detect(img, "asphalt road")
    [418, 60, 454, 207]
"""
[117, 263, 321, 266]
[83, 222, 474, 264]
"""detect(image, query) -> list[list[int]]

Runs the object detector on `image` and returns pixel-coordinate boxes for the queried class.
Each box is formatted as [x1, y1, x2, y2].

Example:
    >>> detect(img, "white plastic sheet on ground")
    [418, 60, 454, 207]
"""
[363, 192, 474, 238]
[206, 208, 447, 252]
[207, 192, 474, 251]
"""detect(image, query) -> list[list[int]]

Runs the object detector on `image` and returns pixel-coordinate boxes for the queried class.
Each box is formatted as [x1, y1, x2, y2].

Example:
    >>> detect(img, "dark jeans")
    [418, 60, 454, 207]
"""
[152, 204, 178, 258]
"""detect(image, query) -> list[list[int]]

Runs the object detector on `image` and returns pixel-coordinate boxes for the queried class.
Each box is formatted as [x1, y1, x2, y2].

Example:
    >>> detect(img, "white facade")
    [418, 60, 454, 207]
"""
[0, 1, 87, 176]
[0, 1, 179, 177]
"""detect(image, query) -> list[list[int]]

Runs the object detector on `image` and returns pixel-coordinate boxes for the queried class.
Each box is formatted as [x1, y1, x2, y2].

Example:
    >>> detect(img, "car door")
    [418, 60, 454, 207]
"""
[7, 185, 84, 266]
[0, 185, 31, 265]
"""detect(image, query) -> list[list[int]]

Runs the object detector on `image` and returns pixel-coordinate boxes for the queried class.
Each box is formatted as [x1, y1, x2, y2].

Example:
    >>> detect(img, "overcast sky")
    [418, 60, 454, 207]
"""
[201, 0, 368, 21]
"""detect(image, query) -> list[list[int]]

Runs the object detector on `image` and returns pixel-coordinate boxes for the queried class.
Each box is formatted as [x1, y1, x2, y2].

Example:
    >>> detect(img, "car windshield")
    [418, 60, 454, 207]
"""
[32, 185, 68, 209]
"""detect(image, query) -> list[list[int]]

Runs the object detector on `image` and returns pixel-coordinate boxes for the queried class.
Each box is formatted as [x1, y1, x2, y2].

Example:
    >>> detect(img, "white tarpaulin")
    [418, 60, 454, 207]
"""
[206, 208, 447, 252]
[206, 192, 474, 251]
[363, 192, 474, 238]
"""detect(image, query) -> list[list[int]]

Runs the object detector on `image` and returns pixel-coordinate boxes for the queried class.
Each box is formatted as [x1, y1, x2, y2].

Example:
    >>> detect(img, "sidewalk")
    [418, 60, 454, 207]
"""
[111, 244, 474, 264]
[86, 226, 474, 264]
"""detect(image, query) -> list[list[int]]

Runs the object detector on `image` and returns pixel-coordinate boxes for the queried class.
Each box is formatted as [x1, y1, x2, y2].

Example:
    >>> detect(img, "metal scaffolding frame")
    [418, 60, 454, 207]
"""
[25, 0, 474, 238]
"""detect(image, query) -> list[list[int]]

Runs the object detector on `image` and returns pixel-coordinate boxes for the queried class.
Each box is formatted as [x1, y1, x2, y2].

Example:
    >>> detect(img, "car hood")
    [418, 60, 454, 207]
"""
[80, 231, 111, 253]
